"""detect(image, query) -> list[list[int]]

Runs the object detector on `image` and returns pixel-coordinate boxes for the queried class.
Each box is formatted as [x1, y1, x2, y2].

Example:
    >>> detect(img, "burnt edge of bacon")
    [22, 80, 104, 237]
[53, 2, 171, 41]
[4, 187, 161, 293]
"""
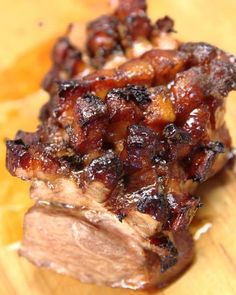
[150, 233, 178, 272]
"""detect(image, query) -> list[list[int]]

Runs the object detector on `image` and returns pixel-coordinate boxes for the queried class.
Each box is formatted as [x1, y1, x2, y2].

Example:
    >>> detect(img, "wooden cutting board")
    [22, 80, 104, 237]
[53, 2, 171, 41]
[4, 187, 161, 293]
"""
[0, 1, 236, 294]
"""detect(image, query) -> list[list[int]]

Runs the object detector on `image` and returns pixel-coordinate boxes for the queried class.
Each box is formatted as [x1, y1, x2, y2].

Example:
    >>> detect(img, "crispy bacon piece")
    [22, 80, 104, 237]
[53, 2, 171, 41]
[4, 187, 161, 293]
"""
[5, 0, 236, 291]
[43, 37, 88, 93]
[86, 15, 122, 68]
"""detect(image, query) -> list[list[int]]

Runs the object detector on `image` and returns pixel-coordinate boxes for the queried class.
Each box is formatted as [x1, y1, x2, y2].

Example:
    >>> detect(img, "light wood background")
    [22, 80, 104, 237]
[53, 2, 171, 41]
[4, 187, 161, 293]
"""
[0, 1, 236, 294]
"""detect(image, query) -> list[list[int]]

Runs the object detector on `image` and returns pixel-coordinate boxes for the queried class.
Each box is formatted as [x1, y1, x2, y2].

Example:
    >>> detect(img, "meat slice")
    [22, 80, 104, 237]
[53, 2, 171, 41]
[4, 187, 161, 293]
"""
[21, 203, 193, 289]
[5, 0, 236, 291]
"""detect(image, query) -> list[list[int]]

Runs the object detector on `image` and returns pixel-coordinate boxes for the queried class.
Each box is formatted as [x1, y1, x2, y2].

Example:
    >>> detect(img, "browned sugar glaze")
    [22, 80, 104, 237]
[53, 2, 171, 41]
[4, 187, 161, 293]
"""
[5, 0, 236, 290]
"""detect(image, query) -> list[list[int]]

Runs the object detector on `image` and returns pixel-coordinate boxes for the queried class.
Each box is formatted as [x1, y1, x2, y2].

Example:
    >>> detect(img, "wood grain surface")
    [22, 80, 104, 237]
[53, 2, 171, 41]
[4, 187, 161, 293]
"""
[0, 1, 236, 294]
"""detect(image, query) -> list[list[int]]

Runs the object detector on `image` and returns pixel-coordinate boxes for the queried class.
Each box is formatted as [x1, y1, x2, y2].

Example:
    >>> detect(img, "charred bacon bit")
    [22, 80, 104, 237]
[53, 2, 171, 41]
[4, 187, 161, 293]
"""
[15, 130, 39, 145]
[52, 37, 82, 67]
[106, 85, 150, 142]
[6, 140, 69, 180]
[122, 84, 151, 106]
[121, 124, 158, 172]
[108, 166, 168, 220]
[86, 15, 122, 68]
[180, 42, 236, 68]
[59, 154, 83, 171]
[152, 156, 167, 166]
[166, 193, 201, 231]
[106, 85, 151, 110]
[207, 141, 225, 153]
[162, 124, 192, 160]
[42, 68, 61, 94]
[136, 189, 170, 224]
[186, 141, 225, 182]
[43, 37, 86, 92]
[81, 150, 123, 189]
[118, 10, 152, 49]
[65, 93, 108, 154]
[207, 60, 236, 98]
[72, 58, 154, 98]
[155, 16, 175, 33]
[116, 211, 127, 222]
[106, 87, 144, 142]
[114, 0, 147, 21]
[150, 233, 178, 273]
[75, 93, 107, 127]
[187, 149, 216, 182]
[58, 80, 80, 97]
[6, 139, 30, 177]
[163, 124, 191, 144]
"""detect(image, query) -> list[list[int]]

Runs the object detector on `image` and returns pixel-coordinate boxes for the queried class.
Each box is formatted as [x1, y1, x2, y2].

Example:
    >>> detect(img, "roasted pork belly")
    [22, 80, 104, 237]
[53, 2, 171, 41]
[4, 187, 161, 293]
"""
[6, 0, 236, 290]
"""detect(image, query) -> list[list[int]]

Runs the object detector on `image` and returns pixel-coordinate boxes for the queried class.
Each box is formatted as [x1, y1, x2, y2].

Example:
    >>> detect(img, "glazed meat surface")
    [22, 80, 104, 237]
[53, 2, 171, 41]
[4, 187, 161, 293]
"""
[6, 0, 236, 290]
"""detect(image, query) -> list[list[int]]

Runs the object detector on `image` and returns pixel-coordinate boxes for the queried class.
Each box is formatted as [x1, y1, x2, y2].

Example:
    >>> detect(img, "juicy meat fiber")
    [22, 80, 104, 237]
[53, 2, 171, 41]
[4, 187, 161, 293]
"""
[6, 0, 236, 290]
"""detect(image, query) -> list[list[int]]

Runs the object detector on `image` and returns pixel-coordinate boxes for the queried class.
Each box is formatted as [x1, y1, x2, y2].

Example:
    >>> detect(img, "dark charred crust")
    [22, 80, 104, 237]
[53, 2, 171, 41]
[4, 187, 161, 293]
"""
[166, 194, 201, 230]
[156, 16, 175, 33]
[122, 124, 158, 172]
[207, 60, 236, 98]
[206, 141, 225, 153]
[163, 124, 191, 144]
[59, 154, 83, 171]
[136, 190, 169, 223]
[185, 141, 225, 182]
[9, 138, 26, 146]
[58, 80, 80, 97]
[116, 211, 127, 222]
[6, 139, 30, 179]
[150, 233, 178, 273]
[125, 85, 151, 105]
[159, 256, 178, 273]
[152, 233, 178, 256]
[152, 156, 167, 166]
[6, 140, 31, 177]
[120, 11, 152, 46]
[107, 85, 151, 106]
[86, 15, 122, 68]
[189, 149, 216, 182]
[82, 151, 123, 189]
[52, 37, 82, 66]
[75, 93, 107, 127]
[126, 124, 157, 149]
[43, 38, 84, 92]
[115, 0, 147, 20]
